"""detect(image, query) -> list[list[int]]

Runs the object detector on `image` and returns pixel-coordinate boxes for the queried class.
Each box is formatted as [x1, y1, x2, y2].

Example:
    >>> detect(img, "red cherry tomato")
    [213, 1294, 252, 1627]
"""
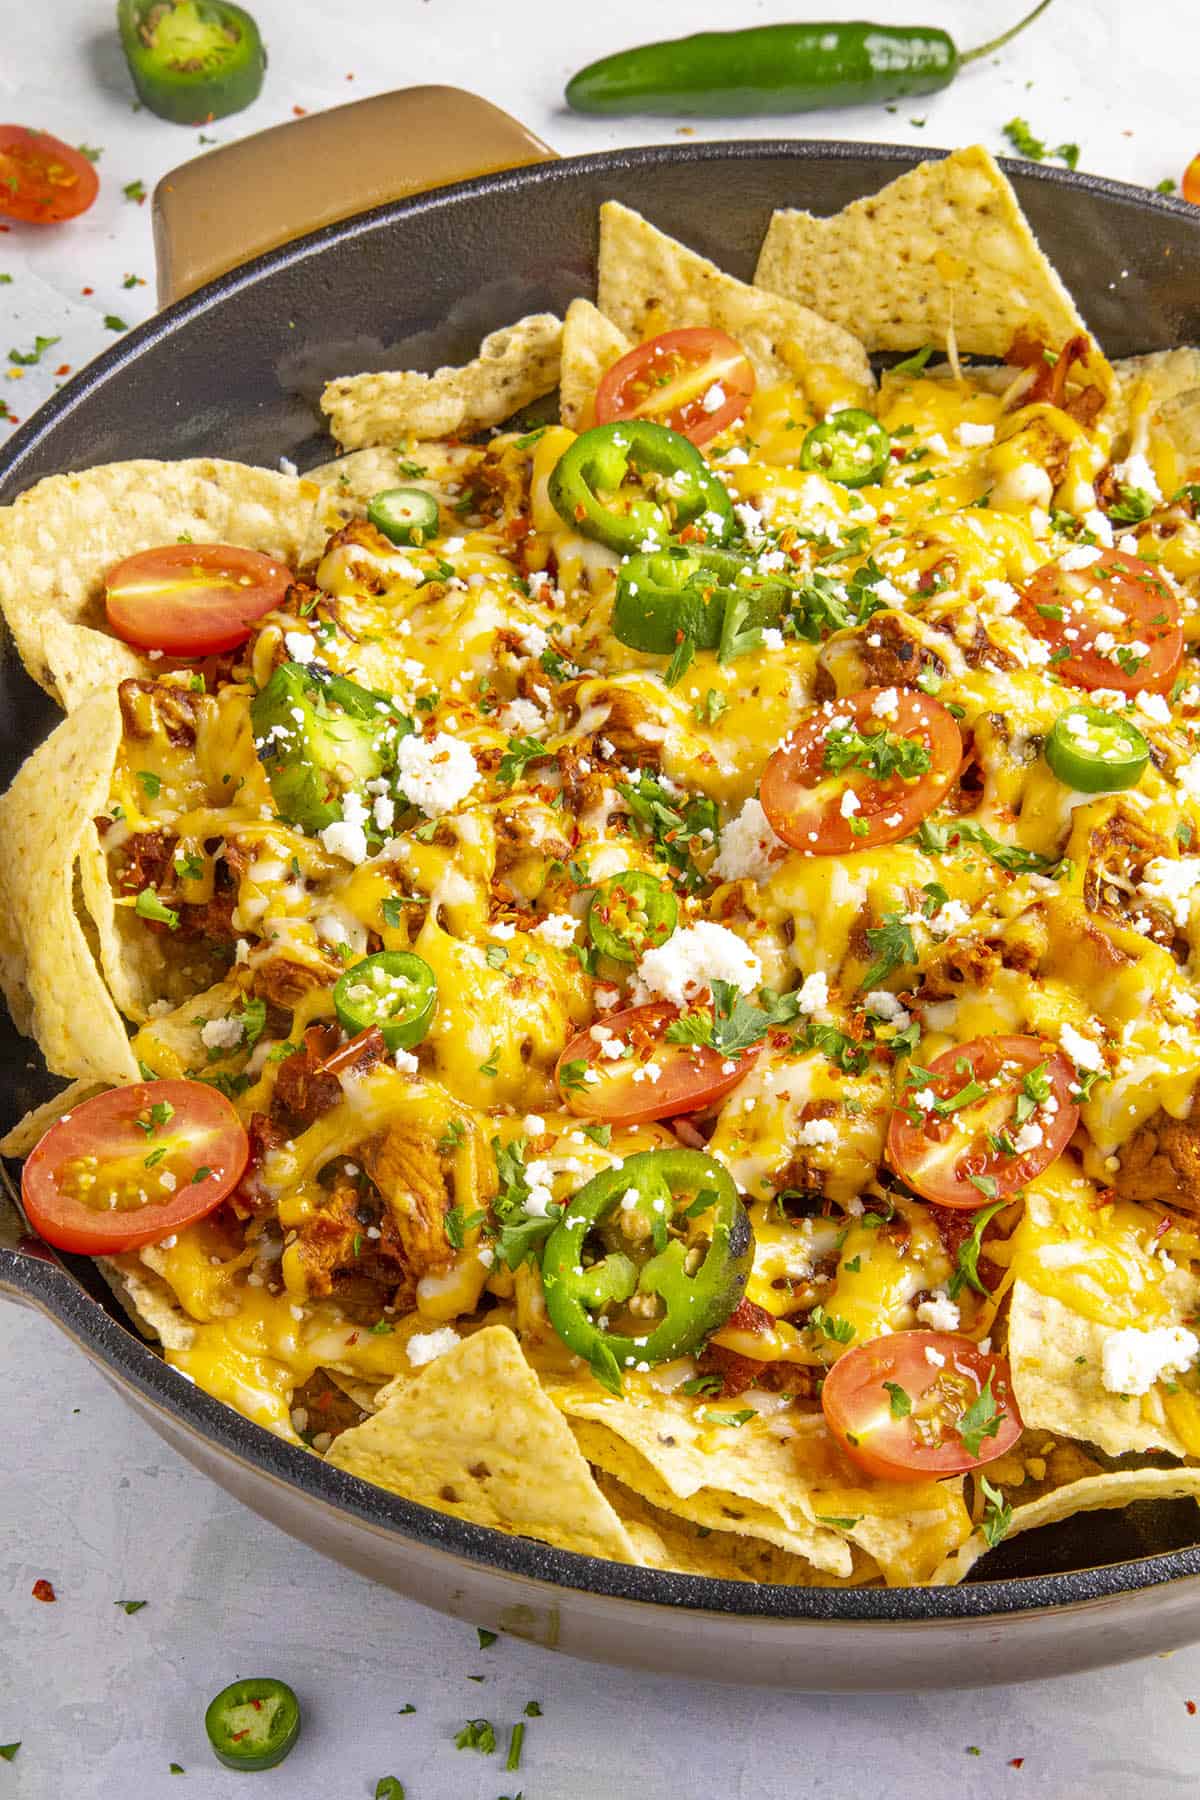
[21, 1080, 249, 1255]
[759, 688, 962, 856]
[0, 126, 98, 224]
[1183, 155, 1200, 207]
[887, 1034, 1079, 1210]
[1017, 548, 1182, 695]
[821, 1330, 1023, 1481]
[105, 544, 293, 655]
[594, 327, 756, 447]
[556, 1000, 759, 1124]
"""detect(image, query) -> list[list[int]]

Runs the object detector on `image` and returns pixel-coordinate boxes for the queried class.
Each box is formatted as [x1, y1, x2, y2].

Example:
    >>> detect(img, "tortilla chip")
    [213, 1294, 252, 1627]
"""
[559, 299, 631, 432]
[569, 1416, 852, 1574]
[99, 1254, 197, 1352]
[301, 441, 481, 563]
[0, 460, 318, 710]
[321, 314, 564, 450]
[326, 1326, 637, 1562]
[936, 1460, 1200, 1584]
[548, 1379, 969, 1586]
[0, 691, 138, 1083]
[596, 202, 872, 397]
[0, 1078, 105, 1158]
[754, 145, 1088, 359]
[594, 1471, 877, 1586]
[1007, 1283, 1200, 1460]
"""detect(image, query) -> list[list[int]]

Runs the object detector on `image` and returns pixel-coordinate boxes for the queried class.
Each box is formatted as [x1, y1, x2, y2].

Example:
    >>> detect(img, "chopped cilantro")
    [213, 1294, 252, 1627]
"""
[497, 735, 545, 784]
[808, 1304, 855, 1345]
[822, 721, 931, 782]
[681, 1373, 724, 1396]
[860, 912, 918, 989]
[375, 1780, 405, 1799]
[702, 1409, 756, 1428]
[8, 334, 60, 366]
[505, 1721, 525, 1771]
[134, 887, 179, 929]
[665, 981, 800, 1056]
[103, 314, 129, 333]
[0, 1745, 19, 1762]
[122, 178, 147, 203]
[947, 1199, 1006, 1301]
[891, 345, 934, 376]
[477, 1627, 498, 1648]
[958, 1373, 1005, 1456]
[115, 1599, 147, 1614]
[979, 1473, 1013, 1548]
[455, 1718, 496, 1754]
[883, 1380, 911, 1419]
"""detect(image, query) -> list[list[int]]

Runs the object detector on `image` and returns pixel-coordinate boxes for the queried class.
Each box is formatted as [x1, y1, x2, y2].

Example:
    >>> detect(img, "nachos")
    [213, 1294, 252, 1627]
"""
[4, 147, 1200, 1587]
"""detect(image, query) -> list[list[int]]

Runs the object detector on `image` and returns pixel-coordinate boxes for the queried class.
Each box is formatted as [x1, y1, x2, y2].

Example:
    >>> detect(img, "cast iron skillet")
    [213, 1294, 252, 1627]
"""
[3, 110, 1200, 1689]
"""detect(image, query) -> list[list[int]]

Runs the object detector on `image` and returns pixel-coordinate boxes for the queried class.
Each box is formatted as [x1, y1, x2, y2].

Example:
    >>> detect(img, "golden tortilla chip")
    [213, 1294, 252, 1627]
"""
[326, 1326, 637, 1562]
[569, 1415, 852, 1574]
[597, 201, 872, 397]
[754, 145, 1088, 358]
[0, 691, 138, 1083]
[0, 460, 318, 710]
[301, 441, 482, 563]
[559, 298, 631, 432]
[0, 1078, 105, 1157]
[936, 1460, 1200, 1584]
[548, 1379, 969, 1586]
[594, 1471, 877, 1586]
[99, 1254, 198, 1352]
[321, 314, 564, 451]
[1007, 1283, 1200, 1460]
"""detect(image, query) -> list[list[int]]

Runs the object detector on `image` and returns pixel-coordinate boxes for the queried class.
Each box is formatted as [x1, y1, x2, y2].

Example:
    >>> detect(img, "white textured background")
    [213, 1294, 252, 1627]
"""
[3, 2, 1200, 1793]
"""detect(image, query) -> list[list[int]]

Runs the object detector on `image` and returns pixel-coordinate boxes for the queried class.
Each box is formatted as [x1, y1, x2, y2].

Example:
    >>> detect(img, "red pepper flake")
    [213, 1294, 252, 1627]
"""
[1186, 1700, 1196, 1715]
[345, 72, 355, 80]
[1008, 1757, 1025, 1768]
[81, 285, 94, 295]
[292, 104, 307, 116]
[32, 1578, 56, 1603]
[54, 364, 70, 377]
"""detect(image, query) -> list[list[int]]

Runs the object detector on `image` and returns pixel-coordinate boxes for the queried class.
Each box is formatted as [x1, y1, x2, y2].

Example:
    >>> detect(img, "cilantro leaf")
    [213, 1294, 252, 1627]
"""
[497, 735, 545, 784]
[979, 1473, 1013, 1548]
[860, 911, 918, 989]
[946, 1199, 1007, 1301]
[957, 1373, 1005, 1457]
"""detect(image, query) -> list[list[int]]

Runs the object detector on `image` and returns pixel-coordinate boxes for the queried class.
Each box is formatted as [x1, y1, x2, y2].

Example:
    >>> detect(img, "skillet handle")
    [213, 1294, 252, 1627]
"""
[152, 85, 557, 307]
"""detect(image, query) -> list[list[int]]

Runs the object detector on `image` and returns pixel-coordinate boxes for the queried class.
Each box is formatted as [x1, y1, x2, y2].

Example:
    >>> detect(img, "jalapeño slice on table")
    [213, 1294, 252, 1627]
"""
[611, 545, 789, 655]
[587, 870, 679, 963]
[1044, 705, 1150, 793]
[539, 1146, 752, 1392]
[548, 420, 736, 554]
[333, 951, 437, 1051]
[118, 0, 266, 125]
[250, 661, 412, 835]
[367, 486, 441, 546]
[798, 409, 891, 487]
[205, 1677, 301, 1771]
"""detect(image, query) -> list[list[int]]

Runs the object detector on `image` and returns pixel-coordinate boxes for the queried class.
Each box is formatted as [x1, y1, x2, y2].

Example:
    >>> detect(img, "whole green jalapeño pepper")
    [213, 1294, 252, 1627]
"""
[612, 545, 789, 655]
[565, 3, 1052, 117]
[540, 1147, 753, 1393]
[548, 421, 735, 555]
[117, 0, 267, 125]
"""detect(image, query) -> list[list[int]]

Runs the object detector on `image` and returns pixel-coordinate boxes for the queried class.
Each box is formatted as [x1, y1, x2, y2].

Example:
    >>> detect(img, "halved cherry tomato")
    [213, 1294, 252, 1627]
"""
[759, 688, 962, 856]
[1183, 155, 1200, 207]
[821, 1330, 1023, 1481]
[887, 1034, 1079, 1210]
[1017, 548, 1182, 695]
[21, 1080, 249, 1255]
[105, 544, 293, 655]
[594, 327, 756, 448]
[0, 126, 99, 224]
[556, 1000, 758, 1124]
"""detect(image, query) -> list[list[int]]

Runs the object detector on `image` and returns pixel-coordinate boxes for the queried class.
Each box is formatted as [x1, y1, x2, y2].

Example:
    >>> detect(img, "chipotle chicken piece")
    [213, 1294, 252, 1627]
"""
[814, 610, 952, 700]
[288, 1174, 416, 1309]
[118, 677, 201, 747]
[695, 1297, 821, 1402]
[362, 1118, 498, 1286]
[1112, 1111, 1200, 1223]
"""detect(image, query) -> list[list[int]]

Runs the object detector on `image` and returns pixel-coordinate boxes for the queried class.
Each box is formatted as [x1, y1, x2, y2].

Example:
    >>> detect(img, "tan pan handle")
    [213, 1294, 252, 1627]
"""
[152, 86, 557, 307]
